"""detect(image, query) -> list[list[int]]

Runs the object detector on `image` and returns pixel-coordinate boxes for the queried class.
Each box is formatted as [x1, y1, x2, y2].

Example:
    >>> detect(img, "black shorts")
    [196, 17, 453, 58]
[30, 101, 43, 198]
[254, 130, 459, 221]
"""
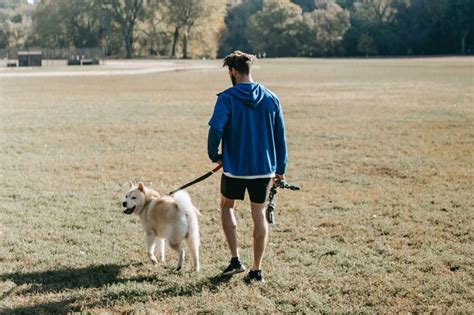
[221, 174, 271, 203]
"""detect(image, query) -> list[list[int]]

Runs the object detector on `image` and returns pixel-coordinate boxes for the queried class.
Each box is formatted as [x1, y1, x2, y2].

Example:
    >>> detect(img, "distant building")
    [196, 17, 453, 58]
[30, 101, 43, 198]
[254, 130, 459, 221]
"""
[18, 51, 42, 67]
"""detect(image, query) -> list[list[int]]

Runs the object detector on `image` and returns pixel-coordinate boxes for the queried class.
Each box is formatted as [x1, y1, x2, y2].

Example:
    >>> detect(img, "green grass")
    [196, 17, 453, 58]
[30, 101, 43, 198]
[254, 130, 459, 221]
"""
[0, 58, 473, 313]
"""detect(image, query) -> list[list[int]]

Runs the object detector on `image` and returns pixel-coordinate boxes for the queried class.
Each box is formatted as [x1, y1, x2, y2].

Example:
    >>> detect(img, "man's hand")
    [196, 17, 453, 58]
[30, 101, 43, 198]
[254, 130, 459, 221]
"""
[273, 174, 285, 184]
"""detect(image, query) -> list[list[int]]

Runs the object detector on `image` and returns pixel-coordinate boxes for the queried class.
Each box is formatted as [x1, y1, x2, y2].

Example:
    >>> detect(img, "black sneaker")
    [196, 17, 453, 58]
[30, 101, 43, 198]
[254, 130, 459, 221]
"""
[222, 257, 246, 276]
[247, 270, 265, 283]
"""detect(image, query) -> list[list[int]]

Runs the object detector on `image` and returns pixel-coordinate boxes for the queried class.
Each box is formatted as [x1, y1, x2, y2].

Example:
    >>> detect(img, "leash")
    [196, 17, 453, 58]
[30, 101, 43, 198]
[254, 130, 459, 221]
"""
[266, 179, 300, 224]
[169, 164, 222, 195]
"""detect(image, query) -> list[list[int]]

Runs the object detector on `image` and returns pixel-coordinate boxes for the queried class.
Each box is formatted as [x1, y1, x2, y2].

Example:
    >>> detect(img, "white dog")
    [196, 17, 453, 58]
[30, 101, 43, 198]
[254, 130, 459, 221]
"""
[122, 182, 200, 271]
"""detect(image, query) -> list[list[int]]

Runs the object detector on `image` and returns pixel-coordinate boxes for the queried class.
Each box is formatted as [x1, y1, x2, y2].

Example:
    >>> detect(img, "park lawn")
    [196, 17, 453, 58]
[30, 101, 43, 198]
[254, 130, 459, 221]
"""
[0, 57, 473, 313]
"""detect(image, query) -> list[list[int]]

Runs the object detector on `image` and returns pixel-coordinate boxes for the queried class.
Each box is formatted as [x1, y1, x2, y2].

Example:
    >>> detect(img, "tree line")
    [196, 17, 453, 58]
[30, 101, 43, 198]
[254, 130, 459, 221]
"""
[1, 0, 473, 58]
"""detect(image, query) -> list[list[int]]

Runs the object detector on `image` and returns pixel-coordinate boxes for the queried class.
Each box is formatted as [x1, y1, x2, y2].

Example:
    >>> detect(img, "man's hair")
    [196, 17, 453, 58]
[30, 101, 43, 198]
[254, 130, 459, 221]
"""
[223, 50, 257, 75]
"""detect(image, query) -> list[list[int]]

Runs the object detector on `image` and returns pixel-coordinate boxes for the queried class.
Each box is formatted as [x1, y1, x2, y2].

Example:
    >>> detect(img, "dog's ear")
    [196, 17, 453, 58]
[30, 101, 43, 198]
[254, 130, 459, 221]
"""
[137, 182, 145, 192]
[129, 181, 134, 188]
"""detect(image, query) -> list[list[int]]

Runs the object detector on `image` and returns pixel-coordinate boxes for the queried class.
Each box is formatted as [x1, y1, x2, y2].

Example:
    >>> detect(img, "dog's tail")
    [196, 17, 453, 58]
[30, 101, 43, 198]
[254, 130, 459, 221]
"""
[173, 190, 200, 269]
[173, 190, 201, 216]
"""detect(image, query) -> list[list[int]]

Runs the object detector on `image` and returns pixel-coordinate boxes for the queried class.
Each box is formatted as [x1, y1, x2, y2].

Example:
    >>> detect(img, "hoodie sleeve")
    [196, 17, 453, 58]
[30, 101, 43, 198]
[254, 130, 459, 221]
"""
[208, 94, 231, 162]
[274, 101, 288, 175]
[208, 128, 222, 163]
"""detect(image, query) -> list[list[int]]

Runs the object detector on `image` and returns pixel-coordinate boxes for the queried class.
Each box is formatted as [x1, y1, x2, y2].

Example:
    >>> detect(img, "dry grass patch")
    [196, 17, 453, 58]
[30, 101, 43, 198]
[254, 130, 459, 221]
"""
[0, 58, 473, 313]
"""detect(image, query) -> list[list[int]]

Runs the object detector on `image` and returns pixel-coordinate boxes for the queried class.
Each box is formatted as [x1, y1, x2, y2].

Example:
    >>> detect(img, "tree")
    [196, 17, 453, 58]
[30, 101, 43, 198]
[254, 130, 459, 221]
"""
[0, 21, 11, 48]
[30, 0, 71, 48]
[91, 2, 121, 56]
[336, 0, 357, 10]
[136, 1, 170, 56]
[291, 0, 317, 11]
[0, 0, 34, 49]
[445, 0, 474, 54]
[10, 13, 22, 23]
[186, 2, 226, 58]
[101, 0, 147, 58]
[65, 0, 103, 48]
[357, 32, 376, 56]
[393, 0, 454, 55]
[304, 2, 350, 56]
[247, 0, 309, 57]
[218, 0, 263, 57]
[341, 0, 404, 55]
[31, 0, 103, 49]
[11, 0, 473, 58]
[0, 0, 27, 10]
[161, 0, 225, 59]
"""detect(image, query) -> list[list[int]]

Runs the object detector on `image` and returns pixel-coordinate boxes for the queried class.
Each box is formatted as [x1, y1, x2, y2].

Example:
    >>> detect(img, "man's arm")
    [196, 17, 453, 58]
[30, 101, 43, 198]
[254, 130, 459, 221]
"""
[274, 104, 288, 176]
[207, 94, 230, 163]
[208, 127, 222, 163]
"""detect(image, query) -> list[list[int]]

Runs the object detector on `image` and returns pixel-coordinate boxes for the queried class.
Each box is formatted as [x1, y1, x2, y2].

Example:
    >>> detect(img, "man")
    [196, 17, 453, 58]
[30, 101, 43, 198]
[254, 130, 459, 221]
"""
[208, 51, 288, 283]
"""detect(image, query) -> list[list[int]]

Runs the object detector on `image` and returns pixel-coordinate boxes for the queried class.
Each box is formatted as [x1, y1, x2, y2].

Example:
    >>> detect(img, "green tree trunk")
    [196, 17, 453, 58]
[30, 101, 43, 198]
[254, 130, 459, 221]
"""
[461, 29, 468, 55]
[171, 26, 179, 58]
[182, 32, 188, 59]
[125, 34, 133, 58]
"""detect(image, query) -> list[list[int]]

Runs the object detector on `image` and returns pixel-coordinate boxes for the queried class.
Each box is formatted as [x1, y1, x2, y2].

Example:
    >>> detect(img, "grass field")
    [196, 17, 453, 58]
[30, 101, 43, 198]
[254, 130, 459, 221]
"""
[0, 58, 473, 313]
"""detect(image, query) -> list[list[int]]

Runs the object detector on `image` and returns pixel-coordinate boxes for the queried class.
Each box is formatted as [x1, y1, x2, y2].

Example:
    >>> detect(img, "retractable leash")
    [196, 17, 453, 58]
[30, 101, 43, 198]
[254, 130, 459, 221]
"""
[266, 179, 300, 224]
[169, 164, 222, 195]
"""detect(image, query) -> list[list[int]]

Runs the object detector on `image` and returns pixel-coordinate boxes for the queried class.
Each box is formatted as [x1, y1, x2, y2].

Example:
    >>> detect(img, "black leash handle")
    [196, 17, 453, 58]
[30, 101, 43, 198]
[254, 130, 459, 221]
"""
[266, 179, 300, 224]
[169, 164, 222, 195]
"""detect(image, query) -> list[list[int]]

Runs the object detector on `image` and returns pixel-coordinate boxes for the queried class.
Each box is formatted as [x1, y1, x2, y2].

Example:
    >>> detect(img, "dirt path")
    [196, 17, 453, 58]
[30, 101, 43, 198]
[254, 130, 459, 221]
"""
[0, 60, 220, 78]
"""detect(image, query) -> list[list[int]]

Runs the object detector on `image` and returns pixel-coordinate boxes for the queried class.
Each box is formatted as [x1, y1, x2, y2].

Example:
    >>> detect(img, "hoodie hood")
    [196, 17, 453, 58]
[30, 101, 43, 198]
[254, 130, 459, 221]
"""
[220, 83, 264, 108]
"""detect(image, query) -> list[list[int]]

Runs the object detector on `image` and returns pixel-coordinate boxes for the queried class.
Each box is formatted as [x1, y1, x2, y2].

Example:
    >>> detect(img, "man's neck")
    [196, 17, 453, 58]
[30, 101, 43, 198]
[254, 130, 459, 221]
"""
[236, 75, 254, 84]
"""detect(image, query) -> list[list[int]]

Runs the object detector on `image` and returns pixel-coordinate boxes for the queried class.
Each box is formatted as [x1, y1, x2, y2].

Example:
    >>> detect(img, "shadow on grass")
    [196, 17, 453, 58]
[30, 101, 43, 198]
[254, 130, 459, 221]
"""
[1, 298, 79, 315]
[1, 264, 232, 312]
[86, 273, 233, 309]
[0, 264, 126, 295]
[0, 264, 129, 314]
[161, 273, 233, 296]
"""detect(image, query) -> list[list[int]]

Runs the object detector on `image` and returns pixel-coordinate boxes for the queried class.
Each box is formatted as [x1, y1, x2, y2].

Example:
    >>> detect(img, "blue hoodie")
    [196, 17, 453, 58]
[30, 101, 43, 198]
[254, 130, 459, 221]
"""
[208, 82, 288, 177]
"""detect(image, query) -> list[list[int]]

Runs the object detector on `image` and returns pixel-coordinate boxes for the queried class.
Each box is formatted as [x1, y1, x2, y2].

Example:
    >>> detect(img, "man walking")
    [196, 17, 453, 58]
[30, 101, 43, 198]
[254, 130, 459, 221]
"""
[208, 51, 288, 283]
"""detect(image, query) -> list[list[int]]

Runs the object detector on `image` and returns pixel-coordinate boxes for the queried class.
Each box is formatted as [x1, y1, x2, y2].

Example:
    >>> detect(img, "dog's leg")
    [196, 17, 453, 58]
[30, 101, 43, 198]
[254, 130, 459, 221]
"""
[186, 236, 200, 272]
[146, 232, 158, 265]
[157, 238, 165, 262]
[169, 242, 185, 271]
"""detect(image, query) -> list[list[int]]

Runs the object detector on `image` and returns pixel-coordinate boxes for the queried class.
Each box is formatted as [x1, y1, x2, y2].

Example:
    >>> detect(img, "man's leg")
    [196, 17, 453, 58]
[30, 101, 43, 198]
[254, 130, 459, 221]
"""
[220, 195, 238, 258]
[250, 201, 268, 271]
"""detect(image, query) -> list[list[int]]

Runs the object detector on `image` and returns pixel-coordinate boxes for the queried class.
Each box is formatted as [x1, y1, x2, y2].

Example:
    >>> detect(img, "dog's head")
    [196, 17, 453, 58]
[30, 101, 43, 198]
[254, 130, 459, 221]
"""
[122, 182, 146, 215]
